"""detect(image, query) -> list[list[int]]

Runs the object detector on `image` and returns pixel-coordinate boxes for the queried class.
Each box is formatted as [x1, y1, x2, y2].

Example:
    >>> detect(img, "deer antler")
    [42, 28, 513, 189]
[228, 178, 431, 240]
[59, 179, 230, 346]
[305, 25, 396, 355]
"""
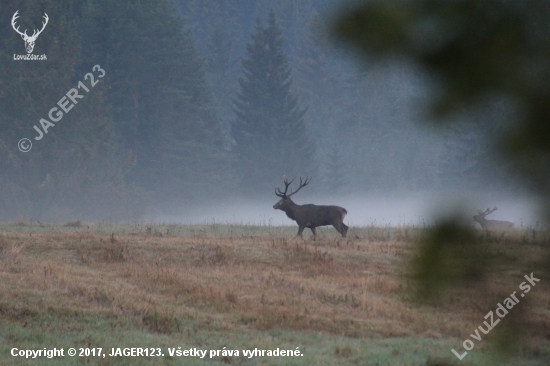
[287, 176, 311, 197]
[478, 207, 497, 217]
[275, 175, 296, 197]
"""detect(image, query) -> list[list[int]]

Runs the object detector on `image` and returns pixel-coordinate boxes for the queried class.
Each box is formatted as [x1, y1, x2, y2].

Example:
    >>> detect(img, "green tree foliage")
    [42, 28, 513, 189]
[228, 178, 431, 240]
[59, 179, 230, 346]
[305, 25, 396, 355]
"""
[290, 14, 350, 188]
[439, 121, 482, 189]
[79, 0, 225, 206]
[0, 0, 227, 219]
[178, 1, 451, 195]
[206, 25, 238, 133]
[231, 11, 317, 194]
[0, 0, 138, 220]
[254, 0, 318, 55]
[325, 145, 349, 194]
[437, 107, 517, 192]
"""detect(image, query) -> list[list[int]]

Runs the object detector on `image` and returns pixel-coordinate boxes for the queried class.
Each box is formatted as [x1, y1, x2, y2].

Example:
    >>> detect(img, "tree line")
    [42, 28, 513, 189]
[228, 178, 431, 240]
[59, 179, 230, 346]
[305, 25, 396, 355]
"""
[0, 0, 518, 220]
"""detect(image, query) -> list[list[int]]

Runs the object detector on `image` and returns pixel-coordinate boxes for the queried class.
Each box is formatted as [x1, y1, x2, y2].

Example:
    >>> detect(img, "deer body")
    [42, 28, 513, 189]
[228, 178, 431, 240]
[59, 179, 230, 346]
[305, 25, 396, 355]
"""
[475, 218, 514, 230]
[273, 176, 348, 238]
[473, 207, 514, 230]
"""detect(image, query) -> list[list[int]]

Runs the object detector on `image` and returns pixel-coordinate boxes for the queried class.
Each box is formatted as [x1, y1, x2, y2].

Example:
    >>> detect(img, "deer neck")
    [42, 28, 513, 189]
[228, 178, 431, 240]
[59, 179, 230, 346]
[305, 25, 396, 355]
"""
[477, 217, 487, 228]
[283, 199, 299, 219]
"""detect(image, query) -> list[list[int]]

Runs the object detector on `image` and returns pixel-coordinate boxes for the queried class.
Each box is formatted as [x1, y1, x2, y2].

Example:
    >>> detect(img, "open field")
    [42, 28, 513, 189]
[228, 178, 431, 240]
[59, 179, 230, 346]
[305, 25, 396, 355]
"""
[0, 220, 549, 365]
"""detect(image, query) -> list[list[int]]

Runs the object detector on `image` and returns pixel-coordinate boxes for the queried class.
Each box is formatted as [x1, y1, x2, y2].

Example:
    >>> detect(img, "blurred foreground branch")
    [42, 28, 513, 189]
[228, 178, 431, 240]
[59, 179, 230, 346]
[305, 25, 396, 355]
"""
[333, 1, 550, 356]
[334, 0, 550, 202]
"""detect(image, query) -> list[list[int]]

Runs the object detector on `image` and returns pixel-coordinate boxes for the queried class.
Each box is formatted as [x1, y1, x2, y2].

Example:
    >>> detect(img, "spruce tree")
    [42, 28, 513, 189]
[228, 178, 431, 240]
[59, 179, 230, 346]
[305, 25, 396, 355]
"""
[2, 0, 157, 220]
[231, 10, 316, 194]
[79, 0, 226, 206]
[206, 25, 238, 132]
[325, 145, 349, 194]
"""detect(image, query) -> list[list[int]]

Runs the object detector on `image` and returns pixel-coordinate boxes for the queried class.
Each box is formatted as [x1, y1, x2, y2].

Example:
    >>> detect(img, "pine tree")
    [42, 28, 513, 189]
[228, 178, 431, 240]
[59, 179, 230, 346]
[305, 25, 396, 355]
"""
[439, 121, 480, 190]
[325, 145, 349, 194]
[79, 0, 226, 206]
[0, 0, 157, 220]
[206, 24, 238, 132]
[437, 110, 512, 192]
[0, 0, 121, 219]
[231, 10, 316, 194]
[290, 13, 353, 188]
[0, 0, 229, 219]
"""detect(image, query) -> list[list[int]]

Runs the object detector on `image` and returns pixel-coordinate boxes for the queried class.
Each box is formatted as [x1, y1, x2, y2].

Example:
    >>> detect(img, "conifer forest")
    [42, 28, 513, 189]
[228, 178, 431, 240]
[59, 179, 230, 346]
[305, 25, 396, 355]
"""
[1, 0, 537, 224]
[2, 1, 550, 365]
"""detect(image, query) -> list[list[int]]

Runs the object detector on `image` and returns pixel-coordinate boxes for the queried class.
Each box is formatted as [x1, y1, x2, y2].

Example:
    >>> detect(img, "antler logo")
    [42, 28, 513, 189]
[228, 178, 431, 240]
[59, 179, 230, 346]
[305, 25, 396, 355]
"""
[11, 11, 49, 54]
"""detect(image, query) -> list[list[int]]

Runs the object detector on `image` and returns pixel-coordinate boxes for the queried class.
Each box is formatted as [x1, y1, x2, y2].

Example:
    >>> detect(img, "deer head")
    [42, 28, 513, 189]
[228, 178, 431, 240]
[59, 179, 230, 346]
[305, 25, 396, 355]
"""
[12, 11, 49, 54]
[473, 206, 515, 230]
[273, 176, 311, 210]
[473, 206, 497, 224]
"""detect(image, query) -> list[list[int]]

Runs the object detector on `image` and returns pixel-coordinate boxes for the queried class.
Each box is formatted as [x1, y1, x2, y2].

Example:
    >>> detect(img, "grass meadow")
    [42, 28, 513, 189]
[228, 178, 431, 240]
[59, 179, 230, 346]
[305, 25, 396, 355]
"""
[0, 220, 549, 365]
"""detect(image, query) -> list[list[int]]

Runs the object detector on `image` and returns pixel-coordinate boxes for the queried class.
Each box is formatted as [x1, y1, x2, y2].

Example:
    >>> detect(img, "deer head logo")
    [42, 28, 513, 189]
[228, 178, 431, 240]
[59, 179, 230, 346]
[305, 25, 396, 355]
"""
[11, 11, 49, 54]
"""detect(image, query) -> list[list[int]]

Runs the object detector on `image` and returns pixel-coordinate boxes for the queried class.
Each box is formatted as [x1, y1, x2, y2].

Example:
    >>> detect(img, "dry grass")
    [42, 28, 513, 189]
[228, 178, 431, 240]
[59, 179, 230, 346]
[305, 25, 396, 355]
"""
[0, 224, 549, 364]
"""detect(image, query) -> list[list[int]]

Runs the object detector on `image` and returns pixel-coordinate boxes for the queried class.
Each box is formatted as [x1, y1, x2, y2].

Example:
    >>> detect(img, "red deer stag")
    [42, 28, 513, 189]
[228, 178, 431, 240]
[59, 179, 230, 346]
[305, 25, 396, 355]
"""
[473, 207, 514, 230]
[273, 176, 348, 238]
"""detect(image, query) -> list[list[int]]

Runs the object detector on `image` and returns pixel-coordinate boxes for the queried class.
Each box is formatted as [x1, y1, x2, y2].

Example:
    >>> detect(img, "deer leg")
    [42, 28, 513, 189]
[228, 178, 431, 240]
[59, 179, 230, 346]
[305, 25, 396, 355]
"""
[310, 227, 317, 240]
[297, 226, 304, 237]
[341, 223, 348, 238]
[333, 223, 343, 237]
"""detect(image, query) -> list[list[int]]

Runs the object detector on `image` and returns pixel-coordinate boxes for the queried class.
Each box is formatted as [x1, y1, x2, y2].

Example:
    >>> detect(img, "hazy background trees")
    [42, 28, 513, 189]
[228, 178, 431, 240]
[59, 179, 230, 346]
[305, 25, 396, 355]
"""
[231, 11, 317, 195]
[0, 0, 528, 221]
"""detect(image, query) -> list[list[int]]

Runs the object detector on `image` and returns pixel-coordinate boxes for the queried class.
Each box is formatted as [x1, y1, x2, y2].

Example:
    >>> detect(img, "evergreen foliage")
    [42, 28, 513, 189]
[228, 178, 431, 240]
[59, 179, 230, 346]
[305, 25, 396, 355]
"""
[0, 0, 135, 219]
[0, 0, 529, 220]
[0, 0, 226, 219]
[206, 24, 238, 132]
[79, 0, 226, 205]
[231, 11, 316, 194]
[325, 145, 349, 194]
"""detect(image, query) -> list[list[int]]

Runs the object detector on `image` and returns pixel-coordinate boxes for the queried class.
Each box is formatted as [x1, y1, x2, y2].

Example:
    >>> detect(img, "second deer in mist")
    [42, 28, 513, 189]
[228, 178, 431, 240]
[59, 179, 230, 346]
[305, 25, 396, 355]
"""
[473, 207, 514, 230]
[273, 176, 348, 238]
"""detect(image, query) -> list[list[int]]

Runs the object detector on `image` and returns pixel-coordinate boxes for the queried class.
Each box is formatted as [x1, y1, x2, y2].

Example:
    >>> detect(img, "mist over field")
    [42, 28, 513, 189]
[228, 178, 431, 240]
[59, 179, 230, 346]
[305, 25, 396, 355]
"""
[153, 192, 541, 228]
